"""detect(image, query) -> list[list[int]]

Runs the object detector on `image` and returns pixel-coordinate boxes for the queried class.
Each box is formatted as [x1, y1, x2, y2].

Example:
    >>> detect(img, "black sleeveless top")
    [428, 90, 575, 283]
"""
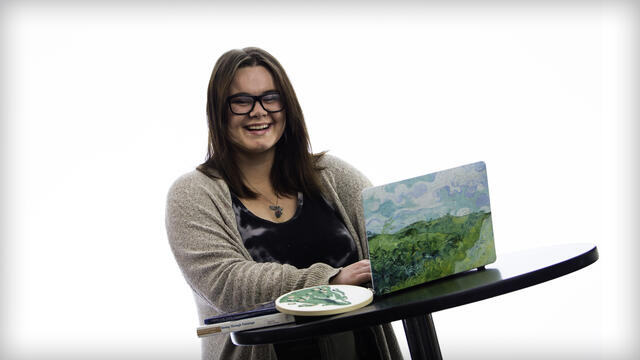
[230, 192, 359, 269]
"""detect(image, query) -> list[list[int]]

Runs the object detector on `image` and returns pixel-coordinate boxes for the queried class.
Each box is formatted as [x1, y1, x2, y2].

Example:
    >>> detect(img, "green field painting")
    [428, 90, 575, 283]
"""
[362, 162, 496, 295]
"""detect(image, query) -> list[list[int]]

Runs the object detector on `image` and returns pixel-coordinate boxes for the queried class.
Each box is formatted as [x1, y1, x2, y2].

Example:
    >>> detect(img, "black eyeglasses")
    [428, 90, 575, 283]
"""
[227, 92, 285, 115]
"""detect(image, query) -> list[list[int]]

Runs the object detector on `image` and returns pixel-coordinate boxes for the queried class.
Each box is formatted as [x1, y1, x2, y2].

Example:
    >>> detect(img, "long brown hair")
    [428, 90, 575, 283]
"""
[197, 47, 324, 199]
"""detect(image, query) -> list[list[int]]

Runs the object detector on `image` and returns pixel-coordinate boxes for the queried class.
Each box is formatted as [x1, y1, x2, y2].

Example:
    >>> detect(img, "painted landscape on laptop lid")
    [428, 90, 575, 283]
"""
[362, 161, 496, 296]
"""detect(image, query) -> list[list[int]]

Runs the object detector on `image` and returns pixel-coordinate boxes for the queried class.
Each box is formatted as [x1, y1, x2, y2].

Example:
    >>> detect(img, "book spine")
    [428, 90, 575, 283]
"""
[197, 313, 295, 338]
[204, 301, 276, 324]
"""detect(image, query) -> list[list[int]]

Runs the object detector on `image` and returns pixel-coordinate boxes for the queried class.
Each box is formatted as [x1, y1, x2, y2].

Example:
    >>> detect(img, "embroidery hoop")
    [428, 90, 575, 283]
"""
[275, 285, 373, 316]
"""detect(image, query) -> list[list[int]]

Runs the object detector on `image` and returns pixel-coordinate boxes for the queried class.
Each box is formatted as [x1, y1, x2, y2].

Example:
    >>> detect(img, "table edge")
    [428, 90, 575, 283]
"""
[231, 244, 599, 345]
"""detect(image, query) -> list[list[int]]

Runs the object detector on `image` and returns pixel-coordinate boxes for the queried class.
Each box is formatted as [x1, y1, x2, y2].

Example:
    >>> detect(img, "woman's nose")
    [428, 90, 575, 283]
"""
[249, 100, 268, 118]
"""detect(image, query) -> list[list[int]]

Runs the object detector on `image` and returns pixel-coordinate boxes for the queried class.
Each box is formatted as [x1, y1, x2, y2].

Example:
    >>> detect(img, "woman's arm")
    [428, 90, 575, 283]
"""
[165, 171, 340, 313]
[317, 155, 376, 285]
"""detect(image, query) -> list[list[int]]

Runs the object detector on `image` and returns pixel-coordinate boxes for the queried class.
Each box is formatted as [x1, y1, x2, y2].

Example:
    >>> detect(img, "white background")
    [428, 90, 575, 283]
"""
[1, 1, 638, 359]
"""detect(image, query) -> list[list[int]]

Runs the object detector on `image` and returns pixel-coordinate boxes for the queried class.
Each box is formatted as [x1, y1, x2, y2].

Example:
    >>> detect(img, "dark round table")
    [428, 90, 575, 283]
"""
[231, 243, 599, 359]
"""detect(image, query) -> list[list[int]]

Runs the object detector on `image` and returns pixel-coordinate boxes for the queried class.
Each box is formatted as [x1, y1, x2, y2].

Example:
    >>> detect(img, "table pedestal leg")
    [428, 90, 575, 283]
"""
[402, 313, 443, 360]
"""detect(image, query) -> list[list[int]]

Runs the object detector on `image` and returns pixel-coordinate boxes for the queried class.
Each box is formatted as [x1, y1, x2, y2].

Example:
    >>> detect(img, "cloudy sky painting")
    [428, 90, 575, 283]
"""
[362, 162, 491, 235]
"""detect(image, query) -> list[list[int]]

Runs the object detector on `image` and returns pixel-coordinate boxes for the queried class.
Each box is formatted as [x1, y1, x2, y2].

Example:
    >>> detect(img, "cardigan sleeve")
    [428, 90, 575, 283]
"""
[165, 171, 340, 314]
[317, 154, 373, 257]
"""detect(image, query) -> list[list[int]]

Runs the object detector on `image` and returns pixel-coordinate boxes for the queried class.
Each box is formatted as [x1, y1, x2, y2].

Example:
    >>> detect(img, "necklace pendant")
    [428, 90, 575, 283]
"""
[269, 205, 283, 218]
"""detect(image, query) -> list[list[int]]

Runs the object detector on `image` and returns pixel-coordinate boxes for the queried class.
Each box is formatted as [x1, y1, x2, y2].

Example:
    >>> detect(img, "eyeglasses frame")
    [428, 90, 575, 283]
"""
[226, 91, 285, 115]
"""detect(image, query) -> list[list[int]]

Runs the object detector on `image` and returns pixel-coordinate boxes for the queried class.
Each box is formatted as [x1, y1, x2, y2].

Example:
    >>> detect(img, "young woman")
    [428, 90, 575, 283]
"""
[166, 47, 401, 360]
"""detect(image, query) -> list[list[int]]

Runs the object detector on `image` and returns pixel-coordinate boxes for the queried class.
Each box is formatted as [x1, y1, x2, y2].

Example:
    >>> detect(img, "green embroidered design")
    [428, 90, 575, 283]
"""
[279, 286, 352, 307]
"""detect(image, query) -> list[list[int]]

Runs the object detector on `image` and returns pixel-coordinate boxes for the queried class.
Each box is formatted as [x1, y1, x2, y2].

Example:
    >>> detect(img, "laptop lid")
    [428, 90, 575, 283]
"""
[362, 161, 496, 296]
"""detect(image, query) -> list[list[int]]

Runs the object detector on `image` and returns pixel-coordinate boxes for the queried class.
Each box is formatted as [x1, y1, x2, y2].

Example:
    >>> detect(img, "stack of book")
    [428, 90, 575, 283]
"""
[196, 301, 295, 338]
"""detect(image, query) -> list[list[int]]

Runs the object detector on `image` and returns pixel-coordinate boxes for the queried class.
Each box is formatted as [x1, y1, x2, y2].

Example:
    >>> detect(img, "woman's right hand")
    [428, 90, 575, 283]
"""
[329, 259, 372, 286]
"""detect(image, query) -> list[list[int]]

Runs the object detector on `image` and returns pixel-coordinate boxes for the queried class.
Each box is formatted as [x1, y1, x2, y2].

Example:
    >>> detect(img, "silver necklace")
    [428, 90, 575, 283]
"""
[247, 180, 284, 219]
[269, 203, 283, 218]
[263, 194, 283, 218]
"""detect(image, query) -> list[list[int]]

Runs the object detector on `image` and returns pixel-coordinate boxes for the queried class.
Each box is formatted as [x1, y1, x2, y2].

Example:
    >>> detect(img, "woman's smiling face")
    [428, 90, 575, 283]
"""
[226, 66, 286, 157]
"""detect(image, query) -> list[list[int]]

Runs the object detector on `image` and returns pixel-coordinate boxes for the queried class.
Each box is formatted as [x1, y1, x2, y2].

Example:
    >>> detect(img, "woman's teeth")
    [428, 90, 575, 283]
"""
[246, 124, 270, 130]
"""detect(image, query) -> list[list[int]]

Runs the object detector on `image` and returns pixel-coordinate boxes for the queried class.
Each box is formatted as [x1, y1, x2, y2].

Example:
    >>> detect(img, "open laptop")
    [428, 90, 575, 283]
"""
[361, 161, 496, 296]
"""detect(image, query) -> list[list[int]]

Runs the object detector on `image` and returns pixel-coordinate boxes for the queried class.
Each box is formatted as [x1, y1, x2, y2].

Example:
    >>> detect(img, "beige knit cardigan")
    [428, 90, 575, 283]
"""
[166, 154, 401, 360]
